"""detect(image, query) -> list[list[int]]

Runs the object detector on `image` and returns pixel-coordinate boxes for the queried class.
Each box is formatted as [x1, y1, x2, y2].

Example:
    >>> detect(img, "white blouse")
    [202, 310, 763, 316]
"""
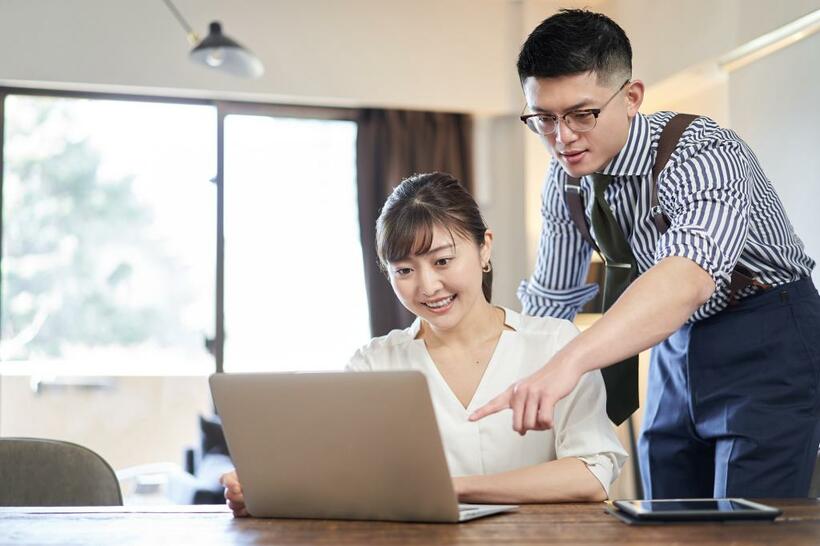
[346, 307, 627, 496]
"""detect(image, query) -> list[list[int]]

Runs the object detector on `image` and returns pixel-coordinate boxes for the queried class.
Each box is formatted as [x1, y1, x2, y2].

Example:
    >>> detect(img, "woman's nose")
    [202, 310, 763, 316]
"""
[418, 268, 443, 295]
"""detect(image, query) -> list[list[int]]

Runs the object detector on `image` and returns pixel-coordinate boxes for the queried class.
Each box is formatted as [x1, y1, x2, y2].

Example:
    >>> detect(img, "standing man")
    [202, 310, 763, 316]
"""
[471, 9, 820, 499]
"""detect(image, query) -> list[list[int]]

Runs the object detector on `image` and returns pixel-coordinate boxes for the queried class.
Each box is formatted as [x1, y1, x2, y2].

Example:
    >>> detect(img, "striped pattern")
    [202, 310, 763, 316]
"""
[519, 111, 815, 322]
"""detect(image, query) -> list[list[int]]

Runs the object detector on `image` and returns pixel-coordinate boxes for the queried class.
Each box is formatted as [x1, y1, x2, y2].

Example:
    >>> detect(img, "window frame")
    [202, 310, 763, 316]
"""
[0, 87, 359, 374]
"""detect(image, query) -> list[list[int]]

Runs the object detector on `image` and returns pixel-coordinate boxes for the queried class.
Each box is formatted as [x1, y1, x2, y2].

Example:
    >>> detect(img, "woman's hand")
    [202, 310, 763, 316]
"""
[452, 476, 466, 500]
[219, 470, 249, 517]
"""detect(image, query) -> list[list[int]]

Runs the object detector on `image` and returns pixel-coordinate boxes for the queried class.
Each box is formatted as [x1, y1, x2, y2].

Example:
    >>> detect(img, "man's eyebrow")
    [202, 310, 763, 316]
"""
[530, 99, 596, 115]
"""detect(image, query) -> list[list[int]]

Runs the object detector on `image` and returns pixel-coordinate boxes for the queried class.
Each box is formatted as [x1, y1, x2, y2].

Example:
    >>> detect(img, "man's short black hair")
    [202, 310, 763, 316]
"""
[517, 9, 632, 86]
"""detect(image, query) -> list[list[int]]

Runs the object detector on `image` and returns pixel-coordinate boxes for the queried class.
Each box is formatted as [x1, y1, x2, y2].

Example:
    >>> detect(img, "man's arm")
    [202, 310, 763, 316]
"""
[470, 256, 714, 432]
[473, 128, 751, 433]
[562, 255, 714, 378]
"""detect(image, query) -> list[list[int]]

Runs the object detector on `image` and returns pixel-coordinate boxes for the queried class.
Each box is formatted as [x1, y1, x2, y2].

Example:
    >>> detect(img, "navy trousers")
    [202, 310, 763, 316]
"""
[639, 277, 820, 498]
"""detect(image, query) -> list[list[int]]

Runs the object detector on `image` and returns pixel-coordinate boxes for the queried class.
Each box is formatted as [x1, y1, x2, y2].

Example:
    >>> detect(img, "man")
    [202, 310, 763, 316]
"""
[470, 9, 820, 499]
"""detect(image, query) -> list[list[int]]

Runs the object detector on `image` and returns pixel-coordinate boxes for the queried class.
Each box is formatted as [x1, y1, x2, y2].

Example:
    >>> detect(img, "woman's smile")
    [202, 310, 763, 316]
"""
[422, 294, 457, 313]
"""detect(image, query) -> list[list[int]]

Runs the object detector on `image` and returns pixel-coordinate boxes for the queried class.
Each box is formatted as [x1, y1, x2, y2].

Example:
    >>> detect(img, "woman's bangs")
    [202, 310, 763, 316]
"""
[380, 207, 435, 265]
[381, 210, 472, 266]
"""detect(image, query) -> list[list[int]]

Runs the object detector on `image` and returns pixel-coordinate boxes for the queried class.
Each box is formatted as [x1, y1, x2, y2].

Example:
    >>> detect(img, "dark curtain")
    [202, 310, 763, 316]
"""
[356, 109, 473, 337]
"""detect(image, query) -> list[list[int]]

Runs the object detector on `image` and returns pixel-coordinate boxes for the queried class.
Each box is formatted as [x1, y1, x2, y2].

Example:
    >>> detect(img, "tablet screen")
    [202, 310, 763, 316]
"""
[613, 498, 781, 520]
[637, 500, 750, 512]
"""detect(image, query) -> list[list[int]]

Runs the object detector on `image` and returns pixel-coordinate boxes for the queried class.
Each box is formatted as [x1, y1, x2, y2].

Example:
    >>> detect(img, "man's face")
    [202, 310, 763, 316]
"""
[522, 71, 643, 177]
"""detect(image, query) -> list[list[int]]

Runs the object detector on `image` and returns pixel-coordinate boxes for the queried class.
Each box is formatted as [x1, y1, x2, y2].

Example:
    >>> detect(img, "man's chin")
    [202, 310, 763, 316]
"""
[559, 161, 595, 178]
[557, 154, 604, 178]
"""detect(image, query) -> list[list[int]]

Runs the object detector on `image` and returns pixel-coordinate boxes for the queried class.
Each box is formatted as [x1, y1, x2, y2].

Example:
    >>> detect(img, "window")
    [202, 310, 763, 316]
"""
[1, 94, 216, 374]
[222, 113, 370, 372]
[1, 93, 372, 375]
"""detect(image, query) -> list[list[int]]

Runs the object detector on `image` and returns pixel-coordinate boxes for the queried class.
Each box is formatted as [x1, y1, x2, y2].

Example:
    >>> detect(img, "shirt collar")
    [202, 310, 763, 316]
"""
[599, 112, 653, 177]
[500, 307, 520, 331]
[409, 306, 519, 339]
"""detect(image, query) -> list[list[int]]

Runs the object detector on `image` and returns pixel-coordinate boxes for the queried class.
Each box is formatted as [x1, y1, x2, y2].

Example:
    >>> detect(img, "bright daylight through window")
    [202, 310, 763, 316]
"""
[1, 95, 216, 374]
[223, 115, 370, 372]
[1, 95, 372, 375]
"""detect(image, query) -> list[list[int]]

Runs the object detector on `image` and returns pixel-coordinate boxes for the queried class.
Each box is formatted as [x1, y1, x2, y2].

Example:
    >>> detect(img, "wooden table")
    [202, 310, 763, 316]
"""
[2, 500, 819, 545]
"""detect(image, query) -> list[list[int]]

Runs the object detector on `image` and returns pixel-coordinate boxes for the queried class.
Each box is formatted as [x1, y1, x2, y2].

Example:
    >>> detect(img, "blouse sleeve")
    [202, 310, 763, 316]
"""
[344, 347, 372, 372]
[551, 322, 628, 497]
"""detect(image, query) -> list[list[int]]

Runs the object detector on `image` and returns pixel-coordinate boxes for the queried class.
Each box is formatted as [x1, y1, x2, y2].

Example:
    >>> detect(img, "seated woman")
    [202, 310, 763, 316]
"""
[221, 172, 626, 516]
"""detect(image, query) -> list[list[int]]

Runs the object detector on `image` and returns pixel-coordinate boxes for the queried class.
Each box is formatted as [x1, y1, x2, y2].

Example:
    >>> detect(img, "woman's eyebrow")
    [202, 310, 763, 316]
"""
[418, 243, 455, 256]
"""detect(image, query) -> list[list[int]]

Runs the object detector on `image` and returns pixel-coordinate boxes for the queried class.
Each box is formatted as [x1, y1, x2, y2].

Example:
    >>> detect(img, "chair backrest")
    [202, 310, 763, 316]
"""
[0, 437, 122, 506]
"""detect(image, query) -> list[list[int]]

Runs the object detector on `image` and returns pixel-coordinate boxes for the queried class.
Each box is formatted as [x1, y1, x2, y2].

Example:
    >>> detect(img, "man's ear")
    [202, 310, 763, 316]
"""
[625, 79, 645, 117]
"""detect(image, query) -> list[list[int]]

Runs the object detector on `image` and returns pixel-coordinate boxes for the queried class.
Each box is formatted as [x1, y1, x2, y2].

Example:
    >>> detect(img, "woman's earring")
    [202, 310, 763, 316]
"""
[482, 262, 492, 273]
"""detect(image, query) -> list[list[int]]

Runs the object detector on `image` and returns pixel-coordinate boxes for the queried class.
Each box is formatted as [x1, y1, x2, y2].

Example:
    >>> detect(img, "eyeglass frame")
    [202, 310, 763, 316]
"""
[519, 79, 631, 136]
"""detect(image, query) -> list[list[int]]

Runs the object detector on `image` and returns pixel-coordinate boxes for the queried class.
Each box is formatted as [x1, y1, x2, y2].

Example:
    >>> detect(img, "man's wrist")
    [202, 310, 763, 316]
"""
[554, 338, 594, 376]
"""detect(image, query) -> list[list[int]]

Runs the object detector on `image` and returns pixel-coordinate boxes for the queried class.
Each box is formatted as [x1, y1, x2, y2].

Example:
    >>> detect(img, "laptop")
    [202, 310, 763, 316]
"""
[209, 370, 517, 522]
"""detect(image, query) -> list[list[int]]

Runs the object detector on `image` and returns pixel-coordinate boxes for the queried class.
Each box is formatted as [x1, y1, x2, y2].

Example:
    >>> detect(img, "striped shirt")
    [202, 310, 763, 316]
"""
[518, 111, 815, 322]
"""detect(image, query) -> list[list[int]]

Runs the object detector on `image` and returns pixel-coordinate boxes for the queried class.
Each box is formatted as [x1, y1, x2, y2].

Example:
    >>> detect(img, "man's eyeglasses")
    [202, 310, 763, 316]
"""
[520, 79, 630, 136]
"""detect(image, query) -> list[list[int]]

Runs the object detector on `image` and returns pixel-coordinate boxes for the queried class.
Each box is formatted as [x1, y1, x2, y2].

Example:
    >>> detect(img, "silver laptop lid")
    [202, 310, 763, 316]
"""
[210, 371, 461, 522]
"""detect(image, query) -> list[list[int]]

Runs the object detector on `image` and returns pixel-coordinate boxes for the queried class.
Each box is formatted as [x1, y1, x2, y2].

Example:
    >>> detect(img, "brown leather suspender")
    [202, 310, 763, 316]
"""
[564, 177, 599, 252]
[650, 114, 697, 233]
[562, 113, 769, 301]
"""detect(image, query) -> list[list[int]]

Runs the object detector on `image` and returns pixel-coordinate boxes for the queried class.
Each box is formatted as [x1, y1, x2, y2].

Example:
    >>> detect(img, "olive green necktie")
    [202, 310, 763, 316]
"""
[589, 173, 639, 425]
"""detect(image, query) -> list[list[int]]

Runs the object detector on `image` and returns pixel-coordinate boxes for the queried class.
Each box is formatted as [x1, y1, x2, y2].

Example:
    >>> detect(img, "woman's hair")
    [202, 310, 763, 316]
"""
[376, 172, 492, 302]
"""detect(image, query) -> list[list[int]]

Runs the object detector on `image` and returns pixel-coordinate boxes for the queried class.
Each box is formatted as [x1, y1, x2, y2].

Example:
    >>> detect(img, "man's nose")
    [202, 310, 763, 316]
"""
[555, 118, 578, 145]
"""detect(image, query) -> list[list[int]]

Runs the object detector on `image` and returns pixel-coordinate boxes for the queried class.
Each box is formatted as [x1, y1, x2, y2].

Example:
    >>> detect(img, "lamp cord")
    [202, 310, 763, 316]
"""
[161, 0, 199, 42]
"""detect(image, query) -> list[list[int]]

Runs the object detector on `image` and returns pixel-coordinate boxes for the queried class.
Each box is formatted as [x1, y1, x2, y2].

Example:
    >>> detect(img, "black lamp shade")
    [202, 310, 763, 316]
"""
[189, 22, 264, 79]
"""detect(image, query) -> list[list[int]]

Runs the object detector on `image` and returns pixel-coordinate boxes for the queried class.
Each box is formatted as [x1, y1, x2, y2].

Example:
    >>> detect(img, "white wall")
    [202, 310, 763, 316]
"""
[729, 31, 820, 286]
[0, 376, 212, 470]
[474, 114, 528, 310]
[608, 0, 820, 86]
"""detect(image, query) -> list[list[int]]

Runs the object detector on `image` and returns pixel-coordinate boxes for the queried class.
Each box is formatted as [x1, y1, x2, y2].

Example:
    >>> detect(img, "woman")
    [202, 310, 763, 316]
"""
[221, 172, 626, 516]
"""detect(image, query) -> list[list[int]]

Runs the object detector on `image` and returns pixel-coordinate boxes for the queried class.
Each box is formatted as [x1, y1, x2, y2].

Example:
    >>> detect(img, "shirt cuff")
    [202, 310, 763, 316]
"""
[517, 279, 599, 320]
[575, 452, 625, 499]
[654, 241, 733, 293]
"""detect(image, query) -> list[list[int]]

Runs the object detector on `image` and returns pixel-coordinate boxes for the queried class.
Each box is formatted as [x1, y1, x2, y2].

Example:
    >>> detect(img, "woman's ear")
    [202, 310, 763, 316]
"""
[480, 229, 494, 266]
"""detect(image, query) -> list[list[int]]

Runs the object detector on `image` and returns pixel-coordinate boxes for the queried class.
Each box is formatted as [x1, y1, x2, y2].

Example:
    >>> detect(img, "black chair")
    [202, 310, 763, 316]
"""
[0, 437, 122, 506]
[184, 414, 233, 504]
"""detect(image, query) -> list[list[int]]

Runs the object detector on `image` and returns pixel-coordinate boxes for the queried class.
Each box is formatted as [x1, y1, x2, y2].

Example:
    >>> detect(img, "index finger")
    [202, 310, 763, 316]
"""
[468, 386, 513, 421]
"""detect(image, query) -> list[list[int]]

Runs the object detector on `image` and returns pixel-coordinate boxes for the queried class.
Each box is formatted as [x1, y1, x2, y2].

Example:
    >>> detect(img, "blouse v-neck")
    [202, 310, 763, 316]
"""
[412, 307, 517, 414]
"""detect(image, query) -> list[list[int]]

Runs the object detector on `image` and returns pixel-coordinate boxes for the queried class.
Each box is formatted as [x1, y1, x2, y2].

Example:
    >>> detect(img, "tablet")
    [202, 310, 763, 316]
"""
[612, 498, 782, 521]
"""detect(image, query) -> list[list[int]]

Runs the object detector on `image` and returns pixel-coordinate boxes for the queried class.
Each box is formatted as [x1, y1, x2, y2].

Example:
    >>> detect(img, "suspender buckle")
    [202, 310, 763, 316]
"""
[602, 260, 632, 269]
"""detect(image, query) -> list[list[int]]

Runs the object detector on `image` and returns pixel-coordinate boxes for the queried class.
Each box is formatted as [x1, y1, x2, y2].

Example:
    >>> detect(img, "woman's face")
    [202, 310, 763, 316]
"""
[387, 224, 492, 332]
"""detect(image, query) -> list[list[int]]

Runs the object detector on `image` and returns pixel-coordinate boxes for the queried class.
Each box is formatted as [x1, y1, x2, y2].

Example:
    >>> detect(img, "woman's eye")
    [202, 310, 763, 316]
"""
[395, 268, 412, 276]
[435, 258, 452, 266]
